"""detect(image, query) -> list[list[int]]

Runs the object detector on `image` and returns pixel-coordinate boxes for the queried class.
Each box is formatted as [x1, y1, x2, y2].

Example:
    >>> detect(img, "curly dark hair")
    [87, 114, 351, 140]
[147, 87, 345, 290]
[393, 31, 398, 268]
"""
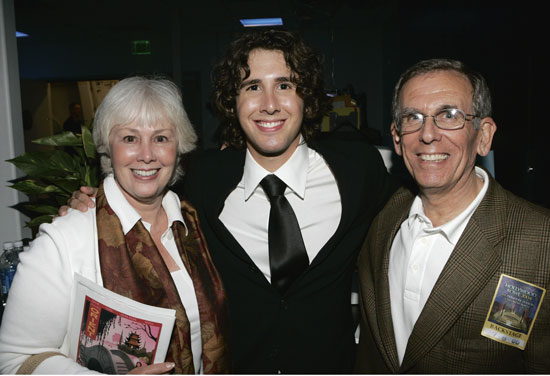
[211, 29, 332, 149]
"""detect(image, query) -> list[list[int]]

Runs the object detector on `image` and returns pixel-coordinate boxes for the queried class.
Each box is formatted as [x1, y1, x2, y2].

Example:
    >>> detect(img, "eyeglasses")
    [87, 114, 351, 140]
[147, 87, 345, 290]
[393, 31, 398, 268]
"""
[399, 108, 479, 135]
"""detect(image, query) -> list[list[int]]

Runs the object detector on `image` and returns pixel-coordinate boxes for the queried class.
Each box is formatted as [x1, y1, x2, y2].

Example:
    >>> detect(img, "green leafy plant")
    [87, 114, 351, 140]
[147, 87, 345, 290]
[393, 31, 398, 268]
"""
[6, 126, 100, 230]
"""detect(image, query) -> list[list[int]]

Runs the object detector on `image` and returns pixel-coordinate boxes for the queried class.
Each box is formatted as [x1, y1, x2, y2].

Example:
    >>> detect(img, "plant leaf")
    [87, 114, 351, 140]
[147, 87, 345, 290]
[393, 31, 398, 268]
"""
[26, 214, 55, 228]
[18, 203, 59, 215]
[32, 131, 82, 146]
[82, 126, 96, 159]
[87, 164, 101, 187]
[10, 180, 65, 195]
[48, 175, 81, 194]
[7, 152, 67, 177]
[10, 120, 101, 231]
[48, 150, 80, 174]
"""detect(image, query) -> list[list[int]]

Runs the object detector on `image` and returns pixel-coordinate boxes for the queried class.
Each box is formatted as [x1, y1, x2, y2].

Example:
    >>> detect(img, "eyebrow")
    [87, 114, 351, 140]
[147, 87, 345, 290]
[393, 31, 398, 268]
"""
[436, 104, 460, 111]
[275, 76, 292, 83]
[114, 124, 175, 134]
[240, 78, 260, 89]
[239, 76, 293, 89]
[401, 104, 460, 115]
[151, 127, 175, 134]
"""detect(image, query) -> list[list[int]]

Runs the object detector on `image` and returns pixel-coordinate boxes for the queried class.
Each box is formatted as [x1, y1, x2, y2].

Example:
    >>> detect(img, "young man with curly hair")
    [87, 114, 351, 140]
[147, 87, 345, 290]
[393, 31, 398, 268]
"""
[184, 29, 396, 373]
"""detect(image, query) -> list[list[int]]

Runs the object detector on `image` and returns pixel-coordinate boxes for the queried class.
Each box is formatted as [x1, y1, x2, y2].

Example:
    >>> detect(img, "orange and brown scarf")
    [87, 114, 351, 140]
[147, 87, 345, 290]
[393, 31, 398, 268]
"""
[95, 183, 230, 373]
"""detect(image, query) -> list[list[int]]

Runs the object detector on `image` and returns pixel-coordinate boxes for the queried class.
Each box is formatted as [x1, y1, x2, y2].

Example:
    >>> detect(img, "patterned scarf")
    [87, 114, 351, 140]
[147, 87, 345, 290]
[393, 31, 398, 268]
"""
[95, 182, 230, 373]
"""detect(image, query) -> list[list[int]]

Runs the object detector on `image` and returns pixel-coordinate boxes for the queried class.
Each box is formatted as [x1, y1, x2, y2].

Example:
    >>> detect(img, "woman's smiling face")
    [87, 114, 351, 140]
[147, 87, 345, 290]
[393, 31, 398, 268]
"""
[109, 120, 178, 207]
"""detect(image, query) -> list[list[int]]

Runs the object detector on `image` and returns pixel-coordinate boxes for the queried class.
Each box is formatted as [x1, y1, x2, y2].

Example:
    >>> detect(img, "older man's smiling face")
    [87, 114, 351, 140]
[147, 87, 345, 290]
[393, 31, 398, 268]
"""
[392, 70, 492, 199]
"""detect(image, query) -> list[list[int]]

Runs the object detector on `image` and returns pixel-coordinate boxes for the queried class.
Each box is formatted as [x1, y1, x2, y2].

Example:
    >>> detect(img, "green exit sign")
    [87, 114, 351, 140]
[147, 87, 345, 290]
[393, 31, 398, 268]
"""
[131, 40, 151, 55]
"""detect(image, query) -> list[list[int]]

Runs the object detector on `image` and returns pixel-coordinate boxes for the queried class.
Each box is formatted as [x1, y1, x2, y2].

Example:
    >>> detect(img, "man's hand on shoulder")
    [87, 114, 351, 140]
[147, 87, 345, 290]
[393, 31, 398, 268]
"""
[58, 186, 98, 216]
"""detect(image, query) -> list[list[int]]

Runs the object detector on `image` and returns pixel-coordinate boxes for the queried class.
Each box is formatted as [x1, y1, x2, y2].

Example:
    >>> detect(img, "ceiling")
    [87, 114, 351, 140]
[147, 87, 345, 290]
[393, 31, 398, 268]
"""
[13, 0, 392, 36]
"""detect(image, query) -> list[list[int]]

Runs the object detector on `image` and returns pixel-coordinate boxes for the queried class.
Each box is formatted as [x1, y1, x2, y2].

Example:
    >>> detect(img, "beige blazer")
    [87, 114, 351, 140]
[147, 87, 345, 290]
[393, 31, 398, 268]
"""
[356, 175, 550, 373]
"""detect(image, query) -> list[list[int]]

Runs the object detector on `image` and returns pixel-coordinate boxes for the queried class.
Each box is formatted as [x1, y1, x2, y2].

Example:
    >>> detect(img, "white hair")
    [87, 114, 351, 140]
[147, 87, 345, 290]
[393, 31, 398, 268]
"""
[93, 76, 197, 185]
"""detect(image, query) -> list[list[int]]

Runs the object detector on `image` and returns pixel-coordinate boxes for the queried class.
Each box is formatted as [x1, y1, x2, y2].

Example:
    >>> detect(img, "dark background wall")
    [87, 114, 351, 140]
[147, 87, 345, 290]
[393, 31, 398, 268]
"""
[13, 0, 550, 208]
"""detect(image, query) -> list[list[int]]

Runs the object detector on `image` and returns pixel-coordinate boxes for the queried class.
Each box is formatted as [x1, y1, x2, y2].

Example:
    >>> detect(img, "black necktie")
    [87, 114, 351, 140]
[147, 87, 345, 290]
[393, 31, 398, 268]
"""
[260, 174, 309, 294]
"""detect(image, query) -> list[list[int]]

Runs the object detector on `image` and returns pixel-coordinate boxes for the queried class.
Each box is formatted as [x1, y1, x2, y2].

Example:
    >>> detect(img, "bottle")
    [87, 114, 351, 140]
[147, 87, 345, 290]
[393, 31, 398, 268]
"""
[1, 243, 12, 304]
[13, 240, 24, 256]
[1, 242, 17, 305]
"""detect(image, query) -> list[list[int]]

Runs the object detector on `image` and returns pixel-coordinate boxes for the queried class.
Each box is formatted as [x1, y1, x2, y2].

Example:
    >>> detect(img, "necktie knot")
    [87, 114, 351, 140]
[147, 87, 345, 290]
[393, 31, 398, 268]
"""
[260, 174, 287, 199]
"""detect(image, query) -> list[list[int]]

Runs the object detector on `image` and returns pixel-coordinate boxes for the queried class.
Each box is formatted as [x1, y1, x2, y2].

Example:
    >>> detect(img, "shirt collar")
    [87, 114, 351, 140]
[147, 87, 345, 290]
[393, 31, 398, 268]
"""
[242, 137, 309, 201]
[103, 174, 188, 235]
[406, 166, 489, 245]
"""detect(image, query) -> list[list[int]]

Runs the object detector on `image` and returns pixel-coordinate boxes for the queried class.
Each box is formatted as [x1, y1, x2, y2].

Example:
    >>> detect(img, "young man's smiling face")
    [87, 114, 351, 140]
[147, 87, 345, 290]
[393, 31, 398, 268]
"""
[236, 48, 304, 171]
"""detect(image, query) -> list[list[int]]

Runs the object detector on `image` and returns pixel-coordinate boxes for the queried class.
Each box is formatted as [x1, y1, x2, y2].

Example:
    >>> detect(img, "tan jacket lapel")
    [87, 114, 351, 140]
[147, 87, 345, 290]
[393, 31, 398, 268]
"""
[400, 177, 506, 372]
[370, 188, 414, 372]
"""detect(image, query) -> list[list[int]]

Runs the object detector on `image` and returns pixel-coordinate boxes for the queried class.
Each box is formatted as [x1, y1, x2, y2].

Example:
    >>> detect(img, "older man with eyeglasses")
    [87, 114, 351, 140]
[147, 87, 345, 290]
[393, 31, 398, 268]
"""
[355, 58, 550, 373]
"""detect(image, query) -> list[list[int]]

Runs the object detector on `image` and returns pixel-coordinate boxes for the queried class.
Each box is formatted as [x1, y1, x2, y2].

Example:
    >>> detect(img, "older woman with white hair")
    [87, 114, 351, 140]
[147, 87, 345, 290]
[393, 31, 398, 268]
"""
[0, 77, 229, 374]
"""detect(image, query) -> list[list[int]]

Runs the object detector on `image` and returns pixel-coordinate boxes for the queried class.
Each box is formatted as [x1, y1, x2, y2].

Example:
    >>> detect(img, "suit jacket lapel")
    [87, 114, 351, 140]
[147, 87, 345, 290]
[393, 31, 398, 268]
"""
[400, 177, 506, 372]
[373, 188, 413, 372]
[306, 140, 360, 267]
[203, 149, 258, 266]
[200, 143, 355, 286]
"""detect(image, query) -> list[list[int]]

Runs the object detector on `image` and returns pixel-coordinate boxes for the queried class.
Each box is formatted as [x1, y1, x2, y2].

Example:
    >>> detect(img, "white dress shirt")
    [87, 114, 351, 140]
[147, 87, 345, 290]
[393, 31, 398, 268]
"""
[389, 167, 489, 365]
[219, 140, 341, 283]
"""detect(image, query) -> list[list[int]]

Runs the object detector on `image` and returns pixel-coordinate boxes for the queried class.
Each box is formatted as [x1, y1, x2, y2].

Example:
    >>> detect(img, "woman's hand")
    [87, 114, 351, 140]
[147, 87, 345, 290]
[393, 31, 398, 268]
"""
[58, 186, 98, 216]
[127, 362, 175, 374]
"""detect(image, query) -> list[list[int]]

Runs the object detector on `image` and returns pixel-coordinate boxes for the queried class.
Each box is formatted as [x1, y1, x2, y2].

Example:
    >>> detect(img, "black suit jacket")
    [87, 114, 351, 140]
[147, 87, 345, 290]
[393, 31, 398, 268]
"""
[184, 138, 397, 373]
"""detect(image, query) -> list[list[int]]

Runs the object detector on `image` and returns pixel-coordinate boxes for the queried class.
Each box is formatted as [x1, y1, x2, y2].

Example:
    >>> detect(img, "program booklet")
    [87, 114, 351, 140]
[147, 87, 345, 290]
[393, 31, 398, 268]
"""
[67, 274, 176, 374]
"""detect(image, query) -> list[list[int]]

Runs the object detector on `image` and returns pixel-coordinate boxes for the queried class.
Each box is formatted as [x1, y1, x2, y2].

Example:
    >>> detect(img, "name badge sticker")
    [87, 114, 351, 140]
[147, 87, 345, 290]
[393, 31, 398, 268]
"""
[481, 274, 546, 349]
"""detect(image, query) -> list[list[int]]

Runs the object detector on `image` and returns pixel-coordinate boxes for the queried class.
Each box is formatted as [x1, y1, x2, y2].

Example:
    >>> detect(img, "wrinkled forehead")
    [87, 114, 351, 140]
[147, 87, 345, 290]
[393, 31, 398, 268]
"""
[400, 70, 473, 112]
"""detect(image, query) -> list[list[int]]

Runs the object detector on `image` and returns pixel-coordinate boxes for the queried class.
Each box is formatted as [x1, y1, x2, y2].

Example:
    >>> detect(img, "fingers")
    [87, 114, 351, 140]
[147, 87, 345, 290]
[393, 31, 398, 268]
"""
[66, 187, 97, 212]
[59, 186, 98, 216]
[58, 205, 70, 217]
[67, 194, 88, 212]
[127, 362, 175, 374]
[80, 186, 98, 197]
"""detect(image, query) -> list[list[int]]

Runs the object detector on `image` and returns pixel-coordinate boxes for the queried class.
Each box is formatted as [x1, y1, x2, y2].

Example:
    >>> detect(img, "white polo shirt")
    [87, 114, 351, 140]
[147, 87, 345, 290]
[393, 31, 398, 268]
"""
[388, 167, 489, 365]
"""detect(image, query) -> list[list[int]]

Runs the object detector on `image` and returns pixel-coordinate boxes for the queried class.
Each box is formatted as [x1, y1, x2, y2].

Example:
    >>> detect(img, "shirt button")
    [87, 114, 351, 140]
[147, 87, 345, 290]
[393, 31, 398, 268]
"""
[280, 299, 288, 310]
[412, 264, 419, 272]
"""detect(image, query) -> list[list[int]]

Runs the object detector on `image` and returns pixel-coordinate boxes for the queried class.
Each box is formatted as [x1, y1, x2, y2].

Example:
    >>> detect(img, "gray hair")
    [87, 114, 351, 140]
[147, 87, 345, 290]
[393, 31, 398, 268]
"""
[93, 76, 197, 185]
[392, 58, 492, 131]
